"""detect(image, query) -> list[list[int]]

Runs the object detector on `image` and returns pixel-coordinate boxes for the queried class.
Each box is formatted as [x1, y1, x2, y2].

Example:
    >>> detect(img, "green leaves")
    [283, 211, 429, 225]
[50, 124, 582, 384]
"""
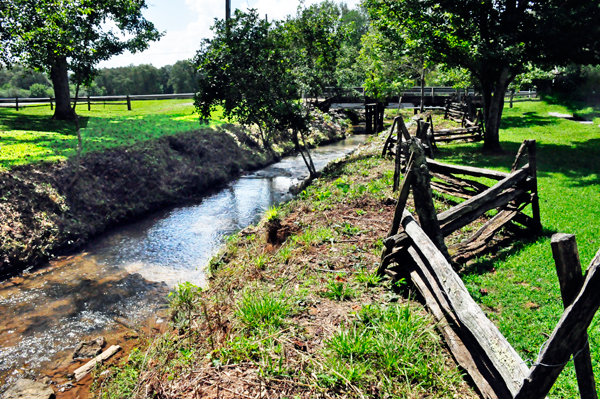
[2, 0, 162, 88]
[194, 9, 307, 149]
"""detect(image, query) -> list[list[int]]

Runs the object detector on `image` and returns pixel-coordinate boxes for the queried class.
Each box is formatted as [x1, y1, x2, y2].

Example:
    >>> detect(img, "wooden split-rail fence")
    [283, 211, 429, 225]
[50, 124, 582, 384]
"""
[377, 136, 600, 398]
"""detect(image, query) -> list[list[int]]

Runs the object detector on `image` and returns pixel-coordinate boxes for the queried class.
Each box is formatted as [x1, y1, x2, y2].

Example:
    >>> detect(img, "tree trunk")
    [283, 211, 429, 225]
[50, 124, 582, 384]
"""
[50, 57, 76, 121]
[482, 67, 510, 152]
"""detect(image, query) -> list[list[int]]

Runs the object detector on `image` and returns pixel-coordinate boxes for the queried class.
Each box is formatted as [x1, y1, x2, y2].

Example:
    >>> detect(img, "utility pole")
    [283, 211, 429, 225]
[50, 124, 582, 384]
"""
[226, 0, 231, 24]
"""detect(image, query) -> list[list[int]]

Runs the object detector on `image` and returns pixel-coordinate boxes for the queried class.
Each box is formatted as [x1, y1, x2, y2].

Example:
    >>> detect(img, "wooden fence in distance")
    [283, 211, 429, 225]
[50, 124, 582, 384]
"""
[0, 93, 195, 111]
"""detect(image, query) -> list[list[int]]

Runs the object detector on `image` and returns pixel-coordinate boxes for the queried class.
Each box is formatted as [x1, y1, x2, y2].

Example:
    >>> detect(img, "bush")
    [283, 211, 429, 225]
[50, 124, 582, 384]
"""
[29, 83, 53, 98]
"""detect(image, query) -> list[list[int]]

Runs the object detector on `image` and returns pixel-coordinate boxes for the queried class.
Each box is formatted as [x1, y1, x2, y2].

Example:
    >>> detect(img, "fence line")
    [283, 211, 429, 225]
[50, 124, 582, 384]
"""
[379, 133, 598, 398]
[0, 87, 538, 111]
[0, 93, 196, 111]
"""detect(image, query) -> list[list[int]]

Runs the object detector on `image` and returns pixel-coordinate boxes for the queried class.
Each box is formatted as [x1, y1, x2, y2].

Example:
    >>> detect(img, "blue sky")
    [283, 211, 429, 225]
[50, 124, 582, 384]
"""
[99, 0, 361, 69]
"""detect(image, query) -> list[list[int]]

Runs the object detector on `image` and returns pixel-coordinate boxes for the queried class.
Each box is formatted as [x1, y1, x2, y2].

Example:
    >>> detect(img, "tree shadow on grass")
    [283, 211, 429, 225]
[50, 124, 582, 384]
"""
[543, 94, 600, 120]
[500, 114, 557, 129]
[435, 138, 600, 188]
[458, 226, 557, 278]
[0, 111, 88, 136]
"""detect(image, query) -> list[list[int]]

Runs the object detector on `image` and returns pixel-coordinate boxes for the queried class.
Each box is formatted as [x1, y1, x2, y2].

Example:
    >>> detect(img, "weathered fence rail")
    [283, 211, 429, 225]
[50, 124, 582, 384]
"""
[378, 136, 599, 398]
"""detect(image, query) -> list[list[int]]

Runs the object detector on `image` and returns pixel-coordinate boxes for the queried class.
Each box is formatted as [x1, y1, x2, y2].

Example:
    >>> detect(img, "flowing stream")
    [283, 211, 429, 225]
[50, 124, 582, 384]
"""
[0, 135, 367, 390]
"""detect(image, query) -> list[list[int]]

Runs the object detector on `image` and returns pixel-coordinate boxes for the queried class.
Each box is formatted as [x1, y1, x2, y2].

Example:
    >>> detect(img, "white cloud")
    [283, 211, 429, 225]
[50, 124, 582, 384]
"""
[99, 0, 362, 68]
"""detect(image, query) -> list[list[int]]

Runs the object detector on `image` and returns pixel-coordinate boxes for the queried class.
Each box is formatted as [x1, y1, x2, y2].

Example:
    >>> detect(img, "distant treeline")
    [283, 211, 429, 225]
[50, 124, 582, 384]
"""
[0, 60, 198, 98]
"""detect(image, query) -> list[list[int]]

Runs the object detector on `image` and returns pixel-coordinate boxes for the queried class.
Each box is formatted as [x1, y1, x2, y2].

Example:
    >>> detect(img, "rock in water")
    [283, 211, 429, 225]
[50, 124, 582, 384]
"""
[72, 336, 106, 359]
[4, 379, 55, 399]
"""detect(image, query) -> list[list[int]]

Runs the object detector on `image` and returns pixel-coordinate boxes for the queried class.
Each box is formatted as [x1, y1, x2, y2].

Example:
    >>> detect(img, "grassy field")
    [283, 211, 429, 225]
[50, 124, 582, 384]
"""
[434, 99, 600, 397]
[0, 99, 223, 170]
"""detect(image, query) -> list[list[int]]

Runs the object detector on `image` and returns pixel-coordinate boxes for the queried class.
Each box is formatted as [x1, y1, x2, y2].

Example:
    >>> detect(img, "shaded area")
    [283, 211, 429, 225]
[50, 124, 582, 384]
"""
[542, 94, 600, 120]
[0, 111, 87, 135]
[500, 114, 557, 129]
[435, 138, 600, 187]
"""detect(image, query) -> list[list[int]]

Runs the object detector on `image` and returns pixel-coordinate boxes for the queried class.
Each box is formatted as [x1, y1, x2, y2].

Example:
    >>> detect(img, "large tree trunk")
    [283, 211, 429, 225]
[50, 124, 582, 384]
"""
[481, 67, 510, 152]
[50, 57, 76, 121]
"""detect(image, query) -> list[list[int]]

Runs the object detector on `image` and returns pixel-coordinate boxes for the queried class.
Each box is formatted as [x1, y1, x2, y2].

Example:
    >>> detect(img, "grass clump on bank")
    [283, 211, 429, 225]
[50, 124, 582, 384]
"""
[94, 139, 476, 399]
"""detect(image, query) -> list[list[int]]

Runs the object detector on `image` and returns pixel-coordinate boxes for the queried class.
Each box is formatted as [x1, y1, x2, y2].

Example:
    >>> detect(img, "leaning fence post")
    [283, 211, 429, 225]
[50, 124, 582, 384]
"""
[551, 234, 598, 399]
[407, 138, 451, 262]
[365, 104, 372, 135]
[126, 95, 131, 111]
[526, 140, 542, 231]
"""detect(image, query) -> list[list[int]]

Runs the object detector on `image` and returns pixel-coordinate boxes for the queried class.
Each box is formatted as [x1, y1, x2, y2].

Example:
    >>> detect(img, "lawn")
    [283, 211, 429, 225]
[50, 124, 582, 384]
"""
[0, 99, 224, 170]
[434, 99, 600, 397]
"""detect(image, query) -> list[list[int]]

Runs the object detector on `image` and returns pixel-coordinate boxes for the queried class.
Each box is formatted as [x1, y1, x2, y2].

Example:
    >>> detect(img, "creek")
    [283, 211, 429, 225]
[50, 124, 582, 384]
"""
[0, 135, 367, 391]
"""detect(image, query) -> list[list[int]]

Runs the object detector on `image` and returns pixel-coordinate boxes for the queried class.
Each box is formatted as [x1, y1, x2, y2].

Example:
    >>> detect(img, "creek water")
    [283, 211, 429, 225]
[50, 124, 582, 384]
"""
[0, 135, 367, 391]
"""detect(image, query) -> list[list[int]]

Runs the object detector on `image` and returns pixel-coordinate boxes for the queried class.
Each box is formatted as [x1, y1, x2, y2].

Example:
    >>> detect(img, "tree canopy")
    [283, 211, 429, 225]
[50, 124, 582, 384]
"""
[282, 1, 348, 102]
[365, 0, 600, 151]
[1, 0, 162, 120]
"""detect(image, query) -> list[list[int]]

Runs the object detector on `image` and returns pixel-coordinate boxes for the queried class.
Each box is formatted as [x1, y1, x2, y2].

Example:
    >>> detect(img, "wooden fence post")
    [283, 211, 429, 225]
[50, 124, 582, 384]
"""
[551, 234, 598, 399]
[50, 98, 54, 110]
[88, 95, 91, 111]
[526, 140, 542, 231]
[392, 117, 411, 192]
[15, 96, 19, 111]
[515, 249, 600, 399]
[126, 95, 131, 111]
[365, 104, 372, 135]
[510, 90, 514, 108]
[408, 138, 451, 262]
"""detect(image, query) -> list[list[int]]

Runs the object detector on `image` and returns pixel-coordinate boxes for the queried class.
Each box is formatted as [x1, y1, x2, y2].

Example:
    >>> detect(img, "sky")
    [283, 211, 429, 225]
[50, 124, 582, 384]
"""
[98, 0, 361, 69]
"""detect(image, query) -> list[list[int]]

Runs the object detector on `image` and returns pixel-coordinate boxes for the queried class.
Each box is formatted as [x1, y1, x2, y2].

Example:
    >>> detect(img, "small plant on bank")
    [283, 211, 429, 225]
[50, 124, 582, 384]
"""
[168, 282, 202, 330]
[254, 252, 268, 269]
[235, 288, 292, 332]
[276, 243, 293, 264]
[265, 205, 280, 222]
[355, 269, 382, 287]
[321, 276, 357, 301]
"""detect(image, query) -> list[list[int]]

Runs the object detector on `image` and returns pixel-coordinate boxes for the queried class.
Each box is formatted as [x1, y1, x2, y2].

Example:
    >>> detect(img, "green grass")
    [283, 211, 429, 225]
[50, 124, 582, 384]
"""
[435, 99, 600, 397]
[322, 303, 465, 396]
[234, 287, 293, 332]
[0, 99, 224, 170]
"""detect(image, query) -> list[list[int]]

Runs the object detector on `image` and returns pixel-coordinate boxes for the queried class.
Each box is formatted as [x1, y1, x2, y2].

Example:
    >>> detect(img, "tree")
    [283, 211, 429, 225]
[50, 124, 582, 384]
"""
[168, 60, 198, 94]
[195, 9, 317, 177]
[357, 28, 414, 102]
[365, 0, 600, 151]
[282, 2, 348, 103]
[2, 0, 161, 120]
